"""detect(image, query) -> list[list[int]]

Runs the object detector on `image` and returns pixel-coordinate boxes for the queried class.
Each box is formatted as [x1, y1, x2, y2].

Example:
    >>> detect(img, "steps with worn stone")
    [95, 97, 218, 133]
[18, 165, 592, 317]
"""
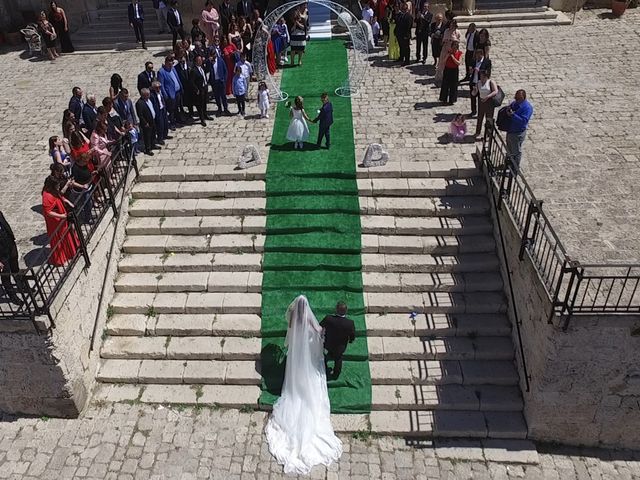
[122, 233, 495, 255]
[131, 177, 486, 199]
[101, 335, 513, 362]
[128, 196, 490, 217]
[118, 252, 500, 274]
[109, 291, 506, 315]
[98, 358, 519, 386]
[114, 271, 503, 294]
[105, 312, 510, 337]
[125, 214, 493, 236]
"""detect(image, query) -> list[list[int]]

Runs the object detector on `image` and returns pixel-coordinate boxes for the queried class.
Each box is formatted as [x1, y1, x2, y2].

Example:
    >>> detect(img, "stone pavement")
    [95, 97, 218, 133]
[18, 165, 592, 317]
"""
[1, 402, 640, 480]
[1, 9, 639, 265]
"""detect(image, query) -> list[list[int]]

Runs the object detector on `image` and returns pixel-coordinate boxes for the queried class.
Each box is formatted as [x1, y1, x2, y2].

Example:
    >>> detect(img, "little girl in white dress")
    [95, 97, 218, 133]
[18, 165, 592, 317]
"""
[286, 96, 311, 149]
[258, 82, 270, 119]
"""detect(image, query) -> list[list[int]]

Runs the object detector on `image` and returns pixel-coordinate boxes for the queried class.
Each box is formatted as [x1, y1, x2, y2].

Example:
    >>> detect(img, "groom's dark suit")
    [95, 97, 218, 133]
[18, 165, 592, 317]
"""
[320, 313, 355, 379]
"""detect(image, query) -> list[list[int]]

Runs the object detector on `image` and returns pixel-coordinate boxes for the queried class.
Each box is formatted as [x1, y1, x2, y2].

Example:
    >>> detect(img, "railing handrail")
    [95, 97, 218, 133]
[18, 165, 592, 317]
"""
[481, 120, 640, 328]
[0, 137, 138, 332]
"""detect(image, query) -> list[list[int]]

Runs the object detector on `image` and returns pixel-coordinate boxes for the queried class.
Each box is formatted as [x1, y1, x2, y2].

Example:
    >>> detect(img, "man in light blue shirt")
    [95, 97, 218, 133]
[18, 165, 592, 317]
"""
[158, 56, 183, 129]
[232, 66, 247, 117]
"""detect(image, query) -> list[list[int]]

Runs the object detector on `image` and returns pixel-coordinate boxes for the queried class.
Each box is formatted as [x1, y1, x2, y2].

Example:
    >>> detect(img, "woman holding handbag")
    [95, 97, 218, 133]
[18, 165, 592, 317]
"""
[472, 70, 499, 140]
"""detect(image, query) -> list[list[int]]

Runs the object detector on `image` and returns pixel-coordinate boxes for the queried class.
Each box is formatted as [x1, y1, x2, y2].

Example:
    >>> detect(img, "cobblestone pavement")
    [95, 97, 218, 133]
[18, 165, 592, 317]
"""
[1, 402, 640, 480]
[1, 9, 639, 264]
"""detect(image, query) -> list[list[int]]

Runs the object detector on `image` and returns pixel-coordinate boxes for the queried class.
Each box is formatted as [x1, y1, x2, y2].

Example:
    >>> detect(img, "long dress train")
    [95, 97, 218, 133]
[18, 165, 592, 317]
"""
[265, 295, 343, 475]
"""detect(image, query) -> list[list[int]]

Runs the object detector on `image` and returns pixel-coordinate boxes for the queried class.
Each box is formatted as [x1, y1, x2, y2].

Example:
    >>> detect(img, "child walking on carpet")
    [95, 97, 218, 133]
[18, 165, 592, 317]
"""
[258, 81, 270, 119]
[286, 96, 310, 149]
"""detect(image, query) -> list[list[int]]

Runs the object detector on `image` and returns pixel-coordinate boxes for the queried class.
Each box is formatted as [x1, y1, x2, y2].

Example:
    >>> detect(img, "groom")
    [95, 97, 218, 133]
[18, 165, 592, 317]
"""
[312, 92, 333, 149]
[320, 301, 355, 380]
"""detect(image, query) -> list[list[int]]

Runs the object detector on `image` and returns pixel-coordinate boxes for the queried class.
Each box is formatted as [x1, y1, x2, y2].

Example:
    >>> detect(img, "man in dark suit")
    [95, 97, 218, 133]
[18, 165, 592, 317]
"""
[135, 88, 157, 156]
[218, 0, 234, 36]
[189, 55, 212, 126]
[128, 0, 146, 49]
[114, 88, 137, 126]
[236, 0, 254, 18]
[150, 81, 170, 144]
[320, 301, 356, 379]
[394, 2, 413, 66]
[0, 211, 24, 306]
[415, 2, 432, 64]
[469, 48, 492, 116]
[82, 94, 98, 134]
[312, 92, 333, 149]
[137, 61, 156, 95]
[69, 86, 84, 127]
[207, 48, 229, 116]
[166, 1, 186, 50]
[175, 55, 194, 120]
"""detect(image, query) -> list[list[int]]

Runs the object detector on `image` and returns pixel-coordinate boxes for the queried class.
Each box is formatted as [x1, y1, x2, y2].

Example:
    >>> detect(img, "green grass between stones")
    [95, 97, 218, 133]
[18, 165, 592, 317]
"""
[259, 40, 372, 414]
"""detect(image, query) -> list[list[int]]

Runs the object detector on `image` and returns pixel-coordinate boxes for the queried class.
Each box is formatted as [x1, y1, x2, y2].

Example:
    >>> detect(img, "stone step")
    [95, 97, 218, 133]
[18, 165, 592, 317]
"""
[128, 196, 490, 218]
[118, 252, 499, 274]
[115, 271, 502, 294]
[101, 335, 512, 361]
[121, 233, 495, 255]
[130, 178, 486, 199]
[105, 312, 510, 338]
[98, 358, 518, 386]
[136, 162, 477, 183]
[458, 17, 571, 29]
[92, 383, 529, 438]
[109, 291, 506, 315]
[126, 214, 493, 236]
[455, 10, 557, 22]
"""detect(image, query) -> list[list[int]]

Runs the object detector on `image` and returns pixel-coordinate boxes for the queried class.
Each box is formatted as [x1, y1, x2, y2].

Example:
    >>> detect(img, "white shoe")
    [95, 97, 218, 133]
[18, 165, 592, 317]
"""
[265, 114, 270, 119]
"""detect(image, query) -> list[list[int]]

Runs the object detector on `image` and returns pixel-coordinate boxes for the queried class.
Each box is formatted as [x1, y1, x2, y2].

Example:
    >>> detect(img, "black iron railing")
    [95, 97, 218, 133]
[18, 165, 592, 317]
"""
[0, 138, 138, 333]
[480, 120, 640, 329]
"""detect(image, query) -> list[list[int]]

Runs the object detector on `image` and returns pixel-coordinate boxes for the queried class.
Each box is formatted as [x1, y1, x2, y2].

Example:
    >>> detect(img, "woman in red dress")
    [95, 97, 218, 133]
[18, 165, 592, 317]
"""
[42, 176, 78, 267]
[221, 35, 239, 96]
[267, 37, 277, 75]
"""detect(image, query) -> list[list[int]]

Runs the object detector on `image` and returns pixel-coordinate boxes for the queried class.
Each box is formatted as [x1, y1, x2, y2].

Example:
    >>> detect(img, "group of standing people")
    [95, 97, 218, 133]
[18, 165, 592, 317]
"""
[37, 1, 75, 60]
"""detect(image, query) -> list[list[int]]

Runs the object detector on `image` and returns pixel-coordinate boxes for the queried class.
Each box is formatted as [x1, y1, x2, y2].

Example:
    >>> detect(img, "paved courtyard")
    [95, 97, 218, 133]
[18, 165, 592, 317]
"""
[0, 9, 638, 265]
[2, 402, 640, 480]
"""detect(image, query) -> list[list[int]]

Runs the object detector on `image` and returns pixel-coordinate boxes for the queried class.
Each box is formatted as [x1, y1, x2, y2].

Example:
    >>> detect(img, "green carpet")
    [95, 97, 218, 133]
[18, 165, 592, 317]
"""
[259, 40, 372, 414]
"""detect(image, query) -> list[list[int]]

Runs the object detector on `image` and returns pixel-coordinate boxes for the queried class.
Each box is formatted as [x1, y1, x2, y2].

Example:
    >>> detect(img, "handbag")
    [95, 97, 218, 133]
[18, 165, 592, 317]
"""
[492, 85, 505, 108]
[496, 106, 511, 132]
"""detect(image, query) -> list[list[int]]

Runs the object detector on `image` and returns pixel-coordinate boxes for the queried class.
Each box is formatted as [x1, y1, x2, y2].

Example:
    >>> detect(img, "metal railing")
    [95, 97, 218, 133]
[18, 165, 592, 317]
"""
[0, 138, 138, 333]
[480, 120, 640, 329]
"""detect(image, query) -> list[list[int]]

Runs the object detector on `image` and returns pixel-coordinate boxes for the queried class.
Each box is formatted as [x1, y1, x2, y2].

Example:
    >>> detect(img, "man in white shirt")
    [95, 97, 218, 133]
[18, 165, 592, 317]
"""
[128, 0, 147, 49]
[151, 81, 170, 144]
[235, 52, 253, 92]
[135, 88, 157, 155]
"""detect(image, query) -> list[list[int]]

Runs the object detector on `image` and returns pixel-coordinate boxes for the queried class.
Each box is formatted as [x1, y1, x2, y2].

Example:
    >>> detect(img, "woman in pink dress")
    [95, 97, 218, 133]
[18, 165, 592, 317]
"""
[42, 176, 78, 267]
[435, 19, 461, 84]
[200, 0, 220, 46]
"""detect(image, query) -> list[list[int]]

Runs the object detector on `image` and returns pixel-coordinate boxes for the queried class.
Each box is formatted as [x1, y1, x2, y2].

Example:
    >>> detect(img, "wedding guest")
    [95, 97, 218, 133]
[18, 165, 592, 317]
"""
[462, 22, 477, 82]
[62, 109, 76, 137]
[109, 73, 123, 99]
[415, 2, 432, 64]
[49, 2, 74, 53]
[191, 18, 205, 45]
[69, 129, 91, 161]
[430, 13, 445, 67]
[0, 211, 25, 306]
[42, 176, 78, 267]
[69, 87, 84, 127]
[135, 88, 158, 154]
[435, 19, 461, 83]
[228, 20, 243, 52]
[38, 11, 58, 60]
[167, 1, 186, 50]
[69, 153, 94, 223]
[82, 94, 99, 134]
[221, 36, 239, 95]
[439, 40, 462, 105]
[376, 0, 389, 46]
[476, 28, 491, 57]
[90, 122, 114, 172]
[239, 16, 253, 60]
[394, 2, 412, 66]
[257, 81, 269, 119]
[102, 97, 125, 140]
[237, 0, 254, 18]
[505, 90, 533, 172]
[449, 113, 467, 143]
[219, 0, 234, 35]
[114, 88, 137, 126]
[128, 0, 147, 49]
[232, 66, 247, 117]
[200, 1, 220, 45]
[150, 81, 170, 143]
[158, 56, 183, 129]
[312, 92, 333, 150]
[49, 136, 71, 169]
[208, 48, 230, 116]
[271, 17, 289, 66]
[189, 55, 212, 126]
[137, 61, 156, 94]
[472, 70, 499, 139]
[289, 10, 307, 66]
[153, 0, 168, 34]
[469, 48, 492, 117]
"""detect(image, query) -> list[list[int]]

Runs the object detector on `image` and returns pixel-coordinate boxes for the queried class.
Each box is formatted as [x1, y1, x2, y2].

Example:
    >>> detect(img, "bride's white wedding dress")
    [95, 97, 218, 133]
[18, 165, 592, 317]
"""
[265, 295, 343, 475]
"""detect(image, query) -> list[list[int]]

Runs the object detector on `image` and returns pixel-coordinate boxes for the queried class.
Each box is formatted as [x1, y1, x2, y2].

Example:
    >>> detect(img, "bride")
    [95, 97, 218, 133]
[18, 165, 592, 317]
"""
[265, 295, 343, 475]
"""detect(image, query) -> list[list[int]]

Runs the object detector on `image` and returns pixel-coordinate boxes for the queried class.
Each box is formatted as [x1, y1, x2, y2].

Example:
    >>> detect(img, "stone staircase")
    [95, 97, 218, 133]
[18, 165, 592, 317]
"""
[95, 158, 528, 439]
[73, 0, 171, 52]
[455, 7, 572, 29]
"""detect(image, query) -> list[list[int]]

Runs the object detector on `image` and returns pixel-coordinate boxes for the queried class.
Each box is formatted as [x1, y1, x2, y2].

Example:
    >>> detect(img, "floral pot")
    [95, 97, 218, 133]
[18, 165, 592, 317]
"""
[612, 0, 628, 15]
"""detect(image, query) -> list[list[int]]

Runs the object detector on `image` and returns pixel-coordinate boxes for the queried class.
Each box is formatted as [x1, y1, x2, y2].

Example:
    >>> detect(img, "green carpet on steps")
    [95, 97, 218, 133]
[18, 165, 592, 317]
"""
[259, 40, 372, 414]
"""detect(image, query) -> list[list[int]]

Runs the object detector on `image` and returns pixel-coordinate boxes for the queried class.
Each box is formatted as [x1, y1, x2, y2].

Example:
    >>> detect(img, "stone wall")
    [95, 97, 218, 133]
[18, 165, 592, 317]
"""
[0, 169, 136, 418]
[483, 157, 640, 449]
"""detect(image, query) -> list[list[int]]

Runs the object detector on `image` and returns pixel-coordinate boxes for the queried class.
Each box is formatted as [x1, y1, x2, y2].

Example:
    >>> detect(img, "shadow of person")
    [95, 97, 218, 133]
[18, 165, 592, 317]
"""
[260, 343, 287, 396]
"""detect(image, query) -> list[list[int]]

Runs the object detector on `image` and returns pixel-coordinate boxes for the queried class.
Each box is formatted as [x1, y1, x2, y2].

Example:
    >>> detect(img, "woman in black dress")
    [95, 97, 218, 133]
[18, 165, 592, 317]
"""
[49, 2, 74, 53]
[38, 11, 59, 60]
[430, 13, 445, 67]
